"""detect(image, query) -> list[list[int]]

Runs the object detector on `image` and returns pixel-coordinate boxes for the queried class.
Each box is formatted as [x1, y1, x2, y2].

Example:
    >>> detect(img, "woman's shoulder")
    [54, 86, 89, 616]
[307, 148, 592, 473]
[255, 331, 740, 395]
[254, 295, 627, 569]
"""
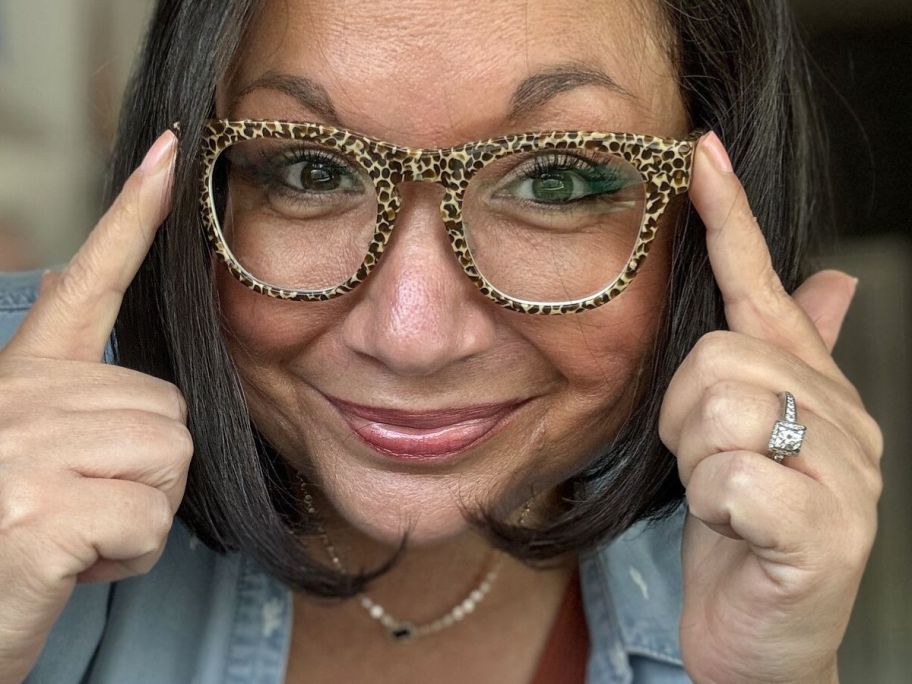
[24, 494, 689, 684]
[24, 508, 689, 684]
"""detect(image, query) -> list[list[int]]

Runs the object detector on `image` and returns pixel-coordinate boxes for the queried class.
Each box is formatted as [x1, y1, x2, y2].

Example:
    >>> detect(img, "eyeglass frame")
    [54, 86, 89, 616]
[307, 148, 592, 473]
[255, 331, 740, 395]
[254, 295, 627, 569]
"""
[198, 118, 703, 315]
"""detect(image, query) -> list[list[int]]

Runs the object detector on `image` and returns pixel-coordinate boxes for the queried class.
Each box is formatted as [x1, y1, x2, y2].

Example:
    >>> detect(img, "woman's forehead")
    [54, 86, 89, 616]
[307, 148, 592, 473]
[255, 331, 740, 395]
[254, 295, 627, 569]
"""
[222, 0, 684, 142]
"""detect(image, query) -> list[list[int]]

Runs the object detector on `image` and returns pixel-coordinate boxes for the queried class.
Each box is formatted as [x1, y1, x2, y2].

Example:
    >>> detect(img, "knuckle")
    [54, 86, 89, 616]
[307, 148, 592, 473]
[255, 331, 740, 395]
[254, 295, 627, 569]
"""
[842, 514, 877, 571]
[169, 422, 195, 468]
[142, 415, 192, 468]
[657, 400, 675, 449]
[0, 472, 51, 535]
[129, 546, 168, 576]
[690, 331, 738, 375]
[129, 488, 173, 558]
[133, 533, 166, 566]
[861, 461, 884, 502]
[717, 452, 760, 498]
[149, 489, 176, 541]
[0, 418, 30, 462]
[151, 379, 188, 422]
[172, 385, 189, 422]
[699, 381, 740, 430]
[840, 406, 884, 468]
[0, 379, 41, 430]
[861, 413, 884, 462]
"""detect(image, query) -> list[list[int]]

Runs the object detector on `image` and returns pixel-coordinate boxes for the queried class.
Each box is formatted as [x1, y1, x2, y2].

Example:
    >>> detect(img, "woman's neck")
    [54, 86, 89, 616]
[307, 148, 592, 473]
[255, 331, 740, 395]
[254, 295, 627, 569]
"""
[291, 482, 576, 638]
[286, 490, 579, 683]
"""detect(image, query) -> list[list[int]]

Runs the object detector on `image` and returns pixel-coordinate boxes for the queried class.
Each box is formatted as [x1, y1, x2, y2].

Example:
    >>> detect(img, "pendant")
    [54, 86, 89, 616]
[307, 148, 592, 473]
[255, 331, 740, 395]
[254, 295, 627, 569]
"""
[389, 621, 416, 641]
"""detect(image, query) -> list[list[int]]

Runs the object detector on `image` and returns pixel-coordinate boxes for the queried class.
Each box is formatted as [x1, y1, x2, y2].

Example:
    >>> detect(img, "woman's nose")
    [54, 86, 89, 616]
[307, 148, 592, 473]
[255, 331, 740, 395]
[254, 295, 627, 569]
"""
[340, 182, 497, 377]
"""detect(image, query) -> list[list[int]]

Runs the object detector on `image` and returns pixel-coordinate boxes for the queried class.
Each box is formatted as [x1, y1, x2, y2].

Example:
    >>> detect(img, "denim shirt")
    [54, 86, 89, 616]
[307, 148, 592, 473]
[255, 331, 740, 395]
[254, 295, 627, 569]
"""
[0, 269, 691, 684]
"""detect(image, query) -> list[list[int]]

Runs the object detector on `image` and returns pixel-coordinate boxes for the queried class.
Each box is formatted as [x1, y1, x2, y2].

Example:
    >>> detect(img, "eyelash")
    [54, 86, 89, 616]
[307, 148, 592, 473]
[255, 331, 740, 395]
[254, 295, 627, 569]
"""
[528, 151, 600, 175]
[236, 144, 628, 213]
[498, 151, 628, 208]
[253, 146, 364, 204]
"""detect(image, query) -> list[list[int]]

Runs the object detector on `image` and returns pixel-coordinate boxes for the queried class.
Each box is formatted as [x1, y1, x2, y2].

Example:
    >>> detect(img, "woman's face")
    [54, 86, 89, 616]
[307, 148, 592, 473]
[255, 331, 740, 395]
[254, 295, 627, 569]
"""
[215, 0, 688, 547]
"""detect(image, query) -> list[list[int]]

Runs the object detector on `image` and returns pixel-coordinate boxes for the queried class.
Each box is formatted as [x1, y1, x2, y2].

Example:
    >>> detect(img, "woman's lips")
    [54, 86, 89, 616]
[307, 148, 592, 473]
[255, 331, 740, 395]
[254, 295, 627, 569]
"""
[323, 395, 527, 460]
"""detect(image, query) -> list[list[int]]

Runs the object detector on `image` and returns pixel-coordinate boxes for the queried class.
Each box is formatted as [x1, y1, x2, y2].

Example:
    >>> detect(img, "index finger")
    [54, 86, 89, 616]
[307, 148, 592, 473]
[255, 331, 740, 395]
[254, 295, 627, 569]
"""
[5, 129, 178, 362]
[687, 131, 842, 380]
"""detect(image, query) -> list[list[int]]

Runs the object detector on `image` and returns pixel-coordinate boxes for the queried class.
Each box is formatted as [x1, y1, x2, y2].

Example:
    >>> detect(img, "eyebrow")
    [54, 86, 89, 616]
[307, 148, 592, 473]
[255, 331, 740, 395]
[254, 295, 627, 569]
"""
[231, 62, 633, 127]
[508, 62, 635, 121]
[231, 71, 341, 124]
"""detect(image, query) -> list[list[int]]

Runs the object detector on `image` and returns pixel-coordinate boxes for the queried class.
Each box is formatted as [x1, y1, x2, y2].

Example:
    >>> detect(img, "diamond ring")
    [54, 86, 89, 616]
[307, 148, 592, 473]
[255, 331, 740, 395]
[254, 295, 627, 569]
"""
[768, 391, 806, 464]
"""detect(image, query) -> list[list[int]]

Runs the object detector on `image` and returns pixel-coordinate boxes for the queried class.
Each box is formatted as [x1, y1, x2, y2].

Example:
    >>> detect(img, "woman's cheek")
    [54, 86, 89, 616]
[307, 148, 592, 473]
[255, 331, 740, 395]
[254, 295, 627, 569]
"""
[213, 219, 671, 406]
[213, 263, 343, 361]
[522, 233, 671, 395]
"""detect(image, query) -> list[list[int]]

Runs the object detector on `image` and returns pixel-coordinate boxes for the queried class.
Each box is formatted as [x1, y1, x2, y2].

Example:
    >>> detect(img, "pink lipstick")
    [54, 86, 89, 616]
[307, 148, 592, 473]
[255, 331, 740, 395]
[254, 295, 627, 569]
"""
[324, 395, 527, 461]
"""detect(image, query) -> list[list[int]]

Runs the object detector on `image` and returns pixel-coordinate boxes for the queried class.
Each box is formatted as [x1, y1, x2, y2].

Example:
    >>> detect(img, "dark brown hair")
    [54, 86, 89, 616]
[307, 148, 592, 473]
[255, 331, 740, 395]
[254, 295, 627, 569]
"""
[111, 0, 825, 596]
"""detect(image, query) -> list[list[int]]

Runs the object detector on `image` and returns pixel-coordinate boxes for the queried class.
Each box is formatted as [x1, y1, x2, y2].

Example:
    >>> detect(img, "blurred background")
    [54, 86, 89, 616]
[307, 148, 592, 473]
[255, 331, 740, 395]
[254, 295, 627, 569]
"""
[0, 1, 909, 681]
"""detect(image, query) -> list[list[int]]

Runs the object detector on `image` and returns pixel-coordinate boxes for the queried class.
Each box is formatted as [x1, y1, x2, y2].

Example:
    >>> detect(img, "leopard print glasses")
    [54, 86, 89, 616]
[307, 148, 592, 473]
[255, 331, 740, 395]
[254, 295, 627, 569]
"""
[198, 119, 702, 314]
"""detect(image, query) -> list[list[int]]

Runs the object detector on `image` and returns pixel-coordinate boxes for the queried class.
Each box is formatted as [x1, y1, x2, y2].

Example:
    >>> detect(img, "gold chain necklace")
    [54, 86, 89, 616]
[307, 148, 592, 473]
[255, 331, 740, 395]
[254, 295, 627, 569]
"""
[297, 475, 531, 642]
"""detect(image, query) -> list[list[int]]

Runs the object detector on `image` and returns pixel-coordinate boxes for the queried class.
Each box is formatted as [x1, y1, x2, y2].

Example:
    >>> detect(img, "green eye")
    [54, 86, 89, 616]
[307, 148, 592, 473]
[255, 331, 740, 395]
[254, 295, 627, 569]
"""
[496, 153, 631, 206]
[521, 169, 625, 204]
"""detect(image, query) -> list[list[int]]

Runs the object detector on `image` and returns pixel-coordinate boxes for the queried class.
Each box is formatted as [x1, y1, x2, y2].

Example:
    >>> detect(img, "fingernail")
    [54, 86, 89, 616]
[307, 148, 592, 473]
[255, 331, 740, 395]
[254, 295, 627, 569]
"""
[849, 276, 860, 298]
[700, 131, 734, 175]
[140, 130, 177, 175]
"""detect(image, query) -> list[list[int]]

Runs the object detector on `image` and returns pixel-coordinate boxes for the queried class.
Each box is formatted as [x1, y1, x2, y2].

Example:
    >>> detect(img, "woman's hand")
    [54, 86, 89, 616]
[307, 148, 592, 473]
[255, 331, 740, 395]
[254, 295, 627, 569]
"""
[0, 131, 190, 684]
[659, 132, 883, 684]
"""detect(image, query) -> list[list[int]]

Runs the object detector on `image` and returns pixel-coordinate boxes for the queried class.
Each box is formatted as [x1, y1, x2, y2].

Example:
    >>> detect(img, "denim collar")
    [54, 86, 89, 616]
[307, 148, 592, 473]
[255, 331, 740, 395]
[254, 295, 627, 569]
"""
[580, 503, 686, 682]
[226, 503, 686, 684]
[0, 268, 42, 309]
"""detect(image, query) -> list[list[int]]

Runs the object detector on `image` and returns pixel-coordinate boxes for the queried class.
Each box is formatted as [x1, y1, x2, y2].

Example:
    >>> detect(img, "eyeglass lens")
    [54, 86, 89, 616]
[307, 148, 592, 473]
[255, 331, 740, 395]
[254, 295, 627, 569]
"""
[211, 137, 647, 302]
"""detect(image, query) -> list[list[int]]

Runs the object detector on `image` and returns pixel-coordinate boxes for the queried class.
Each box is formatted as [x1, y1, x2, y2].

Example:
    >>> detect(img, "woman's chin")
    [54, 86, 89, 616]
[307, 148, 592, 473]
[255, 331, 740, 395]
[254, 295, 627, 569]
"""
[306, 456, 515, 550]
[324, 490, 481, 550]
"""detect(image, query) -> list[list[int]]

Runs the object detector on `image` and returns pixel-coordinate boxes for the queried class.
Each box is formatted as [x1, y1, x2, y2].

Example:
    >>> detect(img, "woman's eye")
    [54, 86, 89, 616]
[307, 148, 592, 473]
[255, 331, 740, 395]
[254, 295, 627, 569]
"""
[280, 157, 361, 194]
[518, 170, 611, 204]
[495, 158, 628, 206]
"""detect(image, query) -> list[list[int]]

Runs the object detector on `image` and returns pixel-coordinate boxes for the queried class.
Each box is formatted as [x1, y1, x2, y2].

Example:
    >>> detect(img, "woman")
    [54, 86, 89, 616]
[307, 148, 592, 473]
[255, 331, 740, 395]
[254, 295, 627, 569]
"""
[0, 0, 882, 682]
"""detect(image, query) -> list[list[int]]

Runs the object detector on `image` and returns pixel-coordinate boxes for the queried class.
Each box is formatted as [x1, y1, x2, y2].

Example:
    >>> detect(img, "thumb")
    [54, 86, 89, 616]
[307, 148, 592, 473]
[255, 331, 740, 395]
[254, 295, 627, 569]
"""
[791, 269, 858, 353]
